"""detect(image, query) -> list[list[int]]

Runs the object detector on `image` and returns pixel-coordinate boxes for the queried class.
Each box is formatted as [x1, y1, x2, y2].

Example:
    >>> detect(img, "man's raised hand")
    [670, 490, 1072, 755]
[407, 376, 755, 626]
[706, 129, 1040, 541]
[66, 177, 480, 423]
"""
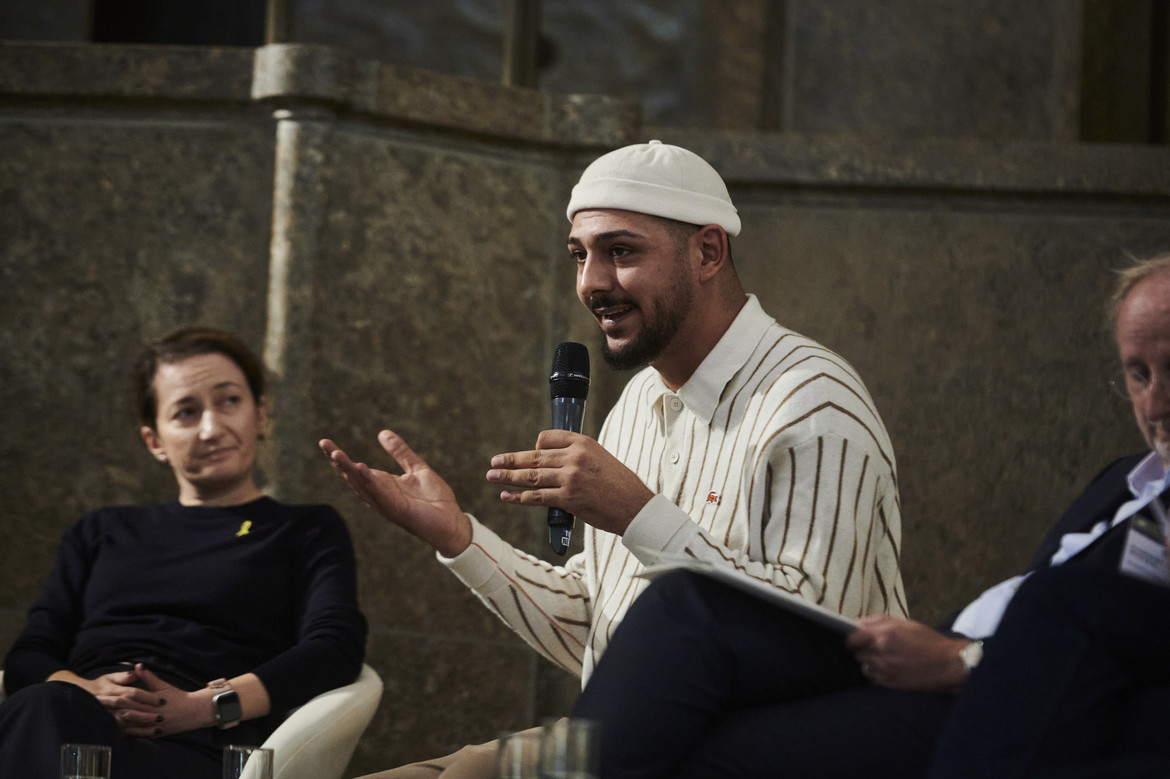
[319, 430, 471, 558]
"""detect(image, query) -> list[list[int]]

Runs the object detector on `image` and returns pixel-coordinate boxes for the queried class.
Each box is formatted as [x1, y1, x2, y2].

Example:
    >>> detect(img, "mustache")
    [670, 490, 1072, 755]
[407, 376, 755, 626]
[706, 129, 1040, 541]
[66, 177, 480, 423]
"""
[589, 295, 637, 314]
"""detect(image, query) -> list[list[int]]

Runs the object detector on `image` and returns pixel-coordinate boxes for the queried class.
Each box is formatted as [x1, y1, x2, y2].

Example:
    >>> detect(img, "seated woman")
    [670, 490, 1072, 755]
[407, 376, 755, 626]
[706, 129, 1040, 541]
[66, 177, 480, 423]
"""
[0, 327, 368, 779]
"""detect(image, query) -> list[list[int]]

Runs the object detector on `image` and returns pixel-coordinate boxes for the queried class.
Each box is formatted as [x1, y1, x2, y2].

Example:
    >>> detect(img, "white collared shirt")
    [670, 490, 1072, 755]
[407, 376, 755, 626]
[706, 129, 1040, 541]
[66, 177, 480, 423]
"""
[951, 451, 1168, 639]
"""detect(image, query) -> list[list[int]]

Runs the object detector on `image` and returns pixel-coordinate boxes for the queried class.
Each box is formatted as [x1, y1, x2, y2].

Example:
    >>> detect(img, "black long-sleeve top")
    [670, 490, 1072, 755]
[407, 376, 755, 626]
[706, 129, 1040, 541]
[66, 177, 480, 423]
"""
[4, 498, 367, 715]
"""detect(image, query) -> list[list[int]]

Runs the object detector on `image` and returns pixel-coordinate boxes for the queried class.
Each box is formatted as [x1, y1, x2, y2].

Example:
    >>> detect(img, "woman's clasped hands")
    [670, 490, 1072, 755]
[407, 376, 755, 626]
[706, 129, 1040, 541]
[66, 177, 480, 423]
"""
[68, 664, 210, 738]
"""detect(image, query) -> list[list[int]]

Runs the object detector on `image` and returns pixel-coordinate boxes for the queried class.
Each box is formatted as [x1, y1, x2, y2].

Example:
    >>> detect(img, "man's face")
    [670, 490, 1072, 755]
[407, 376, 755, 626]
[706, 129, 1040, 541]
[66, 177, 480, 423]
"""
[1116, 271, 1170, 467]
[568, 209, 696, 371]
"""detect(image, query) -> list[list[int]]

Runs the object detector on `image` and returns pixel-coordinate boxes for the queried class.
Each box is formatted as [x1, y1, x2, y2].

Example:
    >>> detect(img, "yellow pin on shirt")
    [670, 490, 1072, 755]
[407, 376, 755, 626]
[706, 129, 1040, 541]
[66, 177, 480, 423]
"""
[236, 521, 252, 537]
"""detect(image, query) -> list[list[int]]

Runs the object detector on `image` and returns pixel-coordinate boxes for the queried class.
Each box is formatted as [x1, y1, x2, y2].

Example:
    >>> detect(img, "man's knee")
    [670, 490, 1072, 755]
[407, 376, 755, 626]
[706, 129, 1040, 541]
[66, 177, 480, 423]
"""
[629, 570, 723, 622]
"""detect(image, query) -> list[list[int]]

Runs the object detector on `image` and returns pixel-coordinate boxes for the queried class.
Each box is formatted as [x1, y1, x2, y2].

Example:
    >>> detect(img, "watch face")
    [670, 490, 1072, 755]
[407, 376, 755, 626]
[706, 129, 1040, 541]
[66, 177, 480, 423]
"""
[961, 640, 983, 670]
[215, 690, 243, 723]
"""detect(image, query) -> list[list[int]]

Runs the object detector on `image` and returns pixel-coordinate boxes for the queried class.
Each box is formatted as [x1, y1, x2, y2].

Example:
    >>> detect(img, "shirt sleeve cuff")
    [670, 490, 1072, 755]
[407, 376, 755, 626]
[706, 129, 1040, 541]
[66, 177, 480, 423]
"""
[622, 493, 698, 564]
[436, 514, 509, 591]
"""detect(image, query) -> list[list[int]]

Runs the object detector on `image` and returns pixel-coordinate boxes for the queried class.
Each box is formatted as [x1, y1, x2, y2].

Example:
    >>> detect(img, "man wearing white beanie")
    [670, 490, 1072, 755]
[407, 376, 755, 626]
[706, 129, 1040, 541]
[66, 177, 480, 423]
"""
[323, 141, 906, 778]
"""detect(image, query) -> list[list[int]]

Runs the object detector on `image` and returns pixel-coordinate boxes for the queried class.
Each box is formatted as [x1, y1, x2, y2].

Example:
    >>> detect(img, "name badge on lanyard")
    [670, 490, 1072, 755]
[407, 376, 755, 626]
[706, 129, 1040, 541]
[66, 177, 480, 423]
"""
[1120, 515, 1170, 586]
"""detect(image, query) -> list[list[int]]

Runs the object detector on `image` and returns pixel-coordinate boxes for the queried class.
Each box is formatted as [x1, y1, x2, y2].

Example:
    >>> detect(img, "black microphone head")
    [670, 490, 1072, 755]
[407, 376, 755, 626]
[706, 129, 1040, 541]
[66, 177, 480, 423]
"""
[549, 342, 590, 401]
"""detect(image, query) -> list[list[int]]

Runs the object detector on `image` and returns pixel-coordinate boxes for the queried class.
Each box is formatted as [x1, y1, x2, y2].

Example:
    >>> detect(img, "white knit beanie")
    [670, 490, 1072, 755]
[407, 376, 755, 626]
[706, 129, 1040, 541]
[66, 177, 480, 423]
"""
[566, 140, 741, 237]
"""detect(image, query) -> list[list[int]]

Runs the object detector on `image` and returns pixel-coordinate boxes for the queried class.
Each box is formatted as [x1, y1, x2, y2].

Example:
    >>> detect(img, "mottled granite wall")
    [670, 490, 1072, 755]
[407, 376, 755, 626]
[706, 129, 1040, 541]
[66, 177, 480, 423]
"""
[773, 0, 1083, 139]
[0, 43, 275, 650]
[2, 38, 1170, 777]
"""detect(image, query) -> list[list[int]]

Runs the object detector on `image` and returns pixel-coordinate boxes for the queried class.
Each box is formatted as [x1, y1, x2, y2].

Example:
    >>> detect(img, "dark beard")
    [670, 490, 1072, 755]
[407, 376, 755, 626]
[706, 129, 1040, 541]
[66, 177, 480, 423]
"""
[601, 330, 665, 371]
[595, 298, 688, 372]
[591, 246, 695, 372]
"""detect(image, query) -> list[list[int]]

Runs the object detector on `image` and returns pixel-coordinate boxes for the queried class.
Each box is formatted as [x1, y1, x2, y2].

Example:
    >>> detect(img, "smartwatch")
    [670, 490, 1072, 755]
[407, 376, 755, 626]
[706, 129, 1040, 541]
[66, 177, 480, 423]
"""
[959, 639, 984, 673]
[208, 678, 243, 729]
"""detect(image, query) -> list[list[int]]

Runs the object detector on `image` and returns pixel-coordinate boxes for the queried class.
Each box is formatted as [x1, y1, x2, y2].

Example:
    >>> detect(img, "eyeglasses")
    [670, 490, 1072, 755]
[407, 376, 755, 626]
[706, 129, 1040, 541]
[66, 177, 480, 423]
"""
[1110, 367, 1170, 400]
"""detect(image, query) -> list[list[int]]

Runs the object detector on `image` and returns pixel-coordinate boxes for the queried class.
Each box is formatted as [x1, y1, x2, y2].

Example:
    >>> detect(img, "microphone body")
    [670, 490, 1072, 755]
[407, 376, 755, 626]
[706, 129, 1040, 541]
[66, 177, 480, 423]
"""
[548, 342, 590, 556]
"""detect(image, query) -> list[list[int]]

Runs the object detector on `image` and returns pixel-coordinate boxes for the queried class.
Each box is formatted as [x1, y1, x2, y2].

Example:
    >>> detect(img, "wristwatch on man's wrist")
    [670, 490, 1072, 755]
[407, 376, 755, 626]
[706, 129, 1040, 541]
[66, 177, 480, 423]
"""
[959, 639, 984, 673]
[208, 678, 242, 729]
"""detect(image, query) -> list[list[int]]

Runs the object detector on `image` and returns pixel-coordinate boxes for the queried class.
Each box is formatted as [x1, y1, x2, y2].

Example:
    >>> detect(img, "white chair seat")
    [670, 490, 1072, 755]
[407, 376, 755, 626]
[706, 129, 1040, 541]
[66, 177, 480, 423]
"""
[264, 663, 382, 779]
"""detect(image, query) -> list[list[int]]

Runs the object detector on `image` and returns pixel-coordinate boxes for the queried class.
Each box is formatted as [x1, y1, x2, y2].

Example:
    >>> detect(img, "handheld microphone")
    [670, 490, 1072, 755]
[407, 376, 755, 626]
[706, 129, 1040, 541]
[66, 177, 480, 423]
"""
[547, 341, 590, 556]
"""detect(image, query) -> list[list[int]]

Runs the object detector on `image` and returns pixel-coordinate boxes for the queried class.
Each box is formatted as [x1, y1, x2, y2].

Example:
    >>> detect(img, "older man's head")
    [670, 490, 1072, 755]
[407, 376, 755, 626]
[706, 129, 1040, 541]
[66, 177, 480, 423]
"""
[1112, 253, 1170, 467]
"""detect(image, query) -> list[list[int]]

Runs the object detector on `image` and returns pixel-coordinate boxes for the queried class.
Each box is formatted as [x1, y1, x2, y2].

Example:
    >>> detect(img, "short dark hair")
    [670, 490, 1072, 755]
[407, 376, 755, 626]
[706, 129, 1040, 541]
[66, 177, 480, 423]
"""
[654, 215, 701, 248]
[1108, 252, 1170, 333]
[653, 214, 736, 266]
[133, 327, 265, 429]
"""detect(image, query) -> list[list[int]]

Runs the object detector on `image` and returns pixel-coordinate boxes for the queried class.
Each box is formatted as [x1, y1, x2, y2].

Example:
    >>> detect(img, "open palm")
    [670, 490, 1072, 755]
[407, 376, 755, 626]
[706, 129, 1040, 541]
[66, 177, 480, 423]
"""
[320, 430, 470, 556]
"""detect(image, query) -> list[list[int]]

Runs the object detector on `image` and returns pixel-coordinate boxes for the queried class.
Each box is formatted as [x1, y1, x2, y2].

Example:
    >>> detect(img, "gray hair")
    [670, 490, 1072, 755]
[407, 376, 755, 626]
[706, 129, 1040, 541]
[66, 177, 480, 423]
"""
[1108, 252, 1170, 332]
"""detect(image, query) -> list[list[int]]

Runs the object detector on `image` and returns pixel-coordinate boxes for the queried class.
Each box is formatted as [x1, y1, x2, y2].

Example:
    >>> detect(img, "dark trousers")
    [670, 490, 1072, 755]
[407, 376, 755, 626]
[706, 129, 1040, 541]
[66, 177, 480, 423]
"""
[0, 679, 261, 779]
[570, 571, 953, 778]
[926, 563, 1170, 778]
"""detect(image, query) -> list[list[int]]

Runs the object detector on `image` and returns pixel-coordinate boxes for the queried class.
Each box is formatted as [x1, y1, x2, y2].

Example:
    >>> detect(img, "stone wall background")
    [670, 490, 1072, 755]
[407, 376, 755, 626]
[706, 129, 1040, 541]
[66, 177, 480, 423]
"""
[2, 1, 1169, 775]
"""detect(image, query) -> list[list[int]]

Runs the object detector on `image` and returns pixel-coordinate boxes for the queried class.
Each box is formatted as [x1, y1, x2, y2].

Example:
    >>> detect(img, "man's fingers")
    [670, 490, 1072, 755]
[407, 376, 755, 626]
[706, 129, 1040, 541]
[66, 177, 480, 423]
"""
[351, 469, 386, 508]
[320, 442, 379, 493]
[377, 429, 429, 474]
[488, 467, 546, 488]
[326, 446, 357, 471]
[320, 439, 359, 480]
[844, 629, 870, 652]
[490, 448, 561, 470]
[490, 450, 517, 469]
[499, 488, 553, 506]
[534, 428, 578, 449]
[321, 438, 375, 473]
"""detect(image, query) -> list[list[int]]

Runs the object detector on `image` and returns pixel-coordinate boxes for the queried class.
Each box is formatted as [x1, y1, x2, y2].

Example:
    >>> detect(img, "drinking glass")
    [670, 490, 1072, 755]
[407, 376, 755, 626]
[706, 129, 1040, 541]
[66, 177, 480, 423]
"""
[222, 745, 274, 779]
[537, 718, 599, 779]
[60, 743, 111, 779]
[496, 729, 543, 778]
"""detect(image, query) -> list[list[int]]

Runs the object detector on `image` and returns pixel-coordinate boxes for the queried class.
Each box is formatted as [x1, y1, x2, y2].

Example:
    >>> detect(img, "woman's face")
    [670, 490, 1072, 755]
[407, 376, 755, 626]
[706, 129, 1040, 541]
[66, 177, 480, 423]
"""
[140, 352, 267, 506]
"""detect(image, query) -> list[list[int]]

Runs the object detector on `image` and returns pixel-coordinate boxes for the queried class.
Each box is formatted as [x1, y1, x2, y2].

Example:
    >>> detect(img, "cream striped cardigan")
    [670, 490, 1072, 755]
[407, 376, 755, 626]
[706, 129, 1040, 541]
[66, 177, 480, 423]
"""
[442, 295, 906, 683]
